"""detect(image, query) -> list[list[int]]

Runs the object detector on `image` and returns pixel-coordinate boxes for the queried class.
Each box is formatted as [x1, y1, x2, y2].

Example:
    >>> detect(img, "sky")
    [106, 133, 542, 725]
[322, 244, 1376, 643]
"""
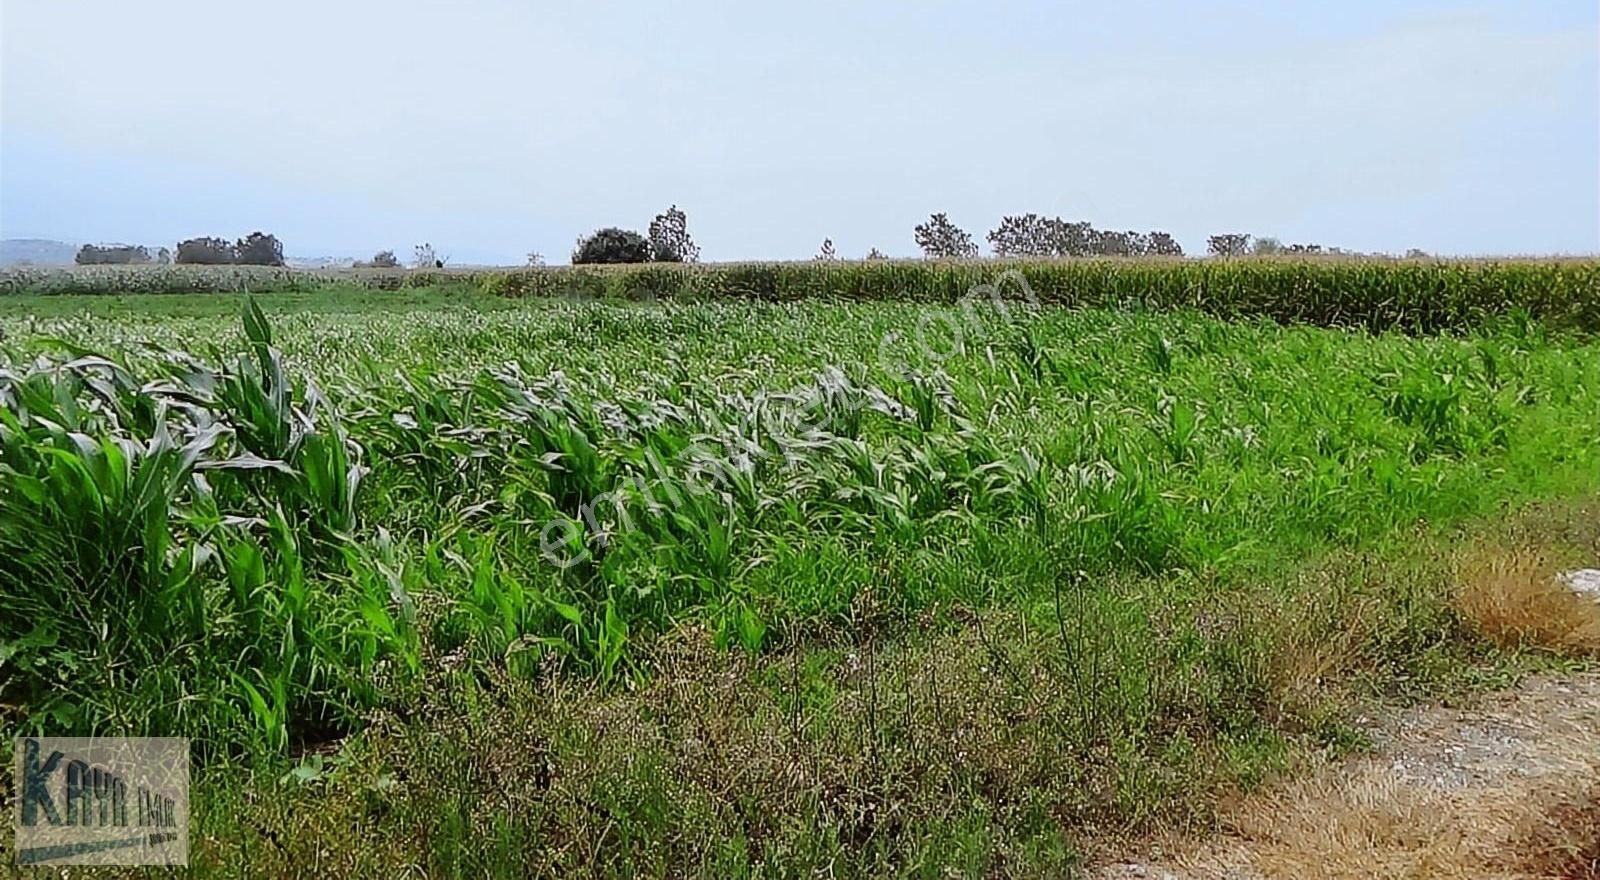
[1, 0, 1596, 263]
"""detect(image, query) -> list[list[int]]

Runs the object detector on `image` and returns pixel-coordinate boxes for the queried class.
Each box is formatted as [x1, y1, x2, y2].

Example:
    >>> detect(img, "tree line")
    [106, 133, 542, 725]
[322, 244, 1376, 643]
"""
[74, 244, 169, 265]
[71, 212, 1403, 269]
[76, 232, 286, 267]
[566, 208, 1384, 264]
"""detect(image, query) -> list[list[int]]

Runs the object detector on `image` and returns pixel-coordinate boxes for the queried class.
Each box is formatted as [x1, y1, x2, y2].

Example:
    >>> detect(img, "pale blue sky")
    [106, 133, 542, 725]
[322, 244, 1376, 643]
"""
[2, 1, 1596, 262]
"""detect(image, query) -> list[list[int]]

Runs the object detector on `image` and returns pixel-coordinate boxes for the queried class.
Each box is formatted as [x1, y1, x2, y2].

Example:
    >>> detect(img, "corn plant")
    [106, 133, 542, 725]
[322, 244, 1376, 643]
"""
[0, 302, 413, 752]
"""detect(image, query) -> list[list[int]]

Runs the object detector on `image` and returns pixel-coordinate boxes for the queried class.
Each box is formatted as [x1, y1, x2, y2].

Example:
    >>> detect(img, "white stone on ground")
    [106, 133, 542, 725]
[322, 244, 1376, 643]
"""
[1558, 569, 1600, 602]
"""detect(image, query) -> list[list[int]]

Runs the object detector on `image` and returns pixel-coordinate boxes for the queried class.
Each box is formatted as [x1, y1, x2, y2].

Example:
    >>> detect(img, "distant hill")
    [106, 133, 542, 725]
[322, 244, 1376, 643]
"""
[1, 238, 78, 266]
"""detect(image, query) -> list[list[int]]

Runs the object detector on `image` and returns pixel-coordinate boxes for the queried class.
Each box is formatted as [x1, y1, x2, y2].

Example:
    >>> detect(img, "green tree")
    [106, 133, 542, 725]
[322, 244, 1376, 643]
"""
[647, 205, 699, 262]
[573, 228, 652, 264]
[987, 214, 1056, 257]
[1207, 234, 1251, 257]
[234, 232, 285, 266]
[987, 215, 1105, 257]
[75, 244, 151, 265]
[175, 236, 235, 265]
[1088, 228, 1134, 256]
[1146, 232, 1183, 256]
[914, 213, 979, 259]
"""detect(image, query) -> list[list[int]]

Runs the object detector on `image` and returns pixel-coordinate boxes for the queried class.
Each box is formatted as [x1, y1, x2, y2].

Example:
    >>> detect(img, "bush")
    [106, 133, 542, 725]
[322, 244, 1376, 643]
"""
[573, 228, 653, 265]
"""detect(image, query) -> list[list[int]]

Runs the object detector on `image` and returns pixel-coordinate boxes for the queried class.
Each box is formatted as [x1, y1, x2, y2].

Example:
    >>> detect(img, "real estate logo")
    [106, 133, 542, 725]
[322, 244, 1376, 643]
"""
[13, 737, 189, 866]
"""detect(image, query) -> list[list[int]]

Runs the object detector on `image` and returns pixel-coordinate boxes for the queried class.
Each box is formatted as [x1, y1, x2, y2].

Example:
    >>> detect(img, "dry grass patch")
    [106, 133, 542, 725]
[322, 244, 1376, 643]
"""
[1455, 546, 1600, 656]
[1219, 771, 1600, 879]
[1225, 772, 1502, 878]
[1151, 673, 1600, 879]
[1506, 782, 1600, 879]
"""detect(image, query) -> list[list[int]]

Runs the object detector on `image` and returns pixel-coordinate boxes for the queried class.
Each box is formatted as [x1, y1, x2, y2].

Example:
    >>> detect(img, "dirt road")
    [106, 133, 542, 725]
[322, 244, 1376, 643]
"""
[1099, 672, 1600, 879]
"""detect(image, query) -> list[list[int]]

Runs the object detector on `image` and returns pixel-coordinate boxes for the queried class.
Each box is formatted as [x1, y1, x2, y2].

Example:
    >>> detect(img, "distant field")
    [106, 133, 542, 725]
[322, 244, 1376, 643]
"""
[3, 256, 1599, 332]
[0, 285, 514, 319]
[3, 286, 1598, 875]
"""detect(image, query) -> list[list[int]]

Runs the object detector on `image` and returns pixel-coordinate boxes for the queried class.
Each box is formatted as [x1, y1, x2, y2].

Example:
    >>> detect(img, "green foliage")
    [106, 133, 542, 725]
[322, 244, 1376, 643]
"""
[572, 227, 653, 264]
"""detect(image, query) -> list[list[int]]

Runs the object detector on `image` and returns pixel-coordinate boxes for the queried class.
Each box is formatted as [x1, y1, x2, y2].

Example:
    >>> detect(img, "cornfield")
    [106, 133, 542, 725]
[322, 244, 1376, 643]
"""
[4, 290, 1599, 758]
[6, 283, 1600, 872]
[4, 257, 1599, 332]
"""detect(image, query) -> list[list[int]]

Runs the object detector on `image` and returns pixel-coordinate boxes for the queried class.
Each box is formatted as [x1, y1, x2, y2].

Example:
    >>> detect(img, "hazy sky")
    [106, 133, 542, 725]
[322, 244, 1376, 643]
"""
[2, 1, 1596, 263]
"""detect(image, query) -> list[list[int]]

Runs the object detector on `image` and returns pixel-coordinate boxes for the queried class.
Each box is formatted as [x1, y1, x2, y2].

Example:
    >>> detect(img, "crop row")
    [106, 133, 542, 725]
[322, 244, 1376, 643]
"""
[4, 258, 1598, 332]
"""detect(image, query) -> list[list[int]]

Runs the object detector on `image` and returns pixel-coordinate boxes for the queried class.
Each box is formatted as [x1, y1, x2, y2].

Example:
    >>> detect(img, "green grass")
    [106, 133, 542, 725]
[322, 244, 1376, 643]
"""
[2, 287, 1598, 876]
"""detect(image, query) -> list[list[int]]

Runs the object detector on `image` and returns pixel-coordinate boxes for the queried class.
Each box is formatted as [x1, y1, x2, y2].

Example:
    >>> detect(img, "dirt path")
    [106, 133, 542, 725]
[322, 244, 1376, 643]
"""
[1098, 672, 1600, 879]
